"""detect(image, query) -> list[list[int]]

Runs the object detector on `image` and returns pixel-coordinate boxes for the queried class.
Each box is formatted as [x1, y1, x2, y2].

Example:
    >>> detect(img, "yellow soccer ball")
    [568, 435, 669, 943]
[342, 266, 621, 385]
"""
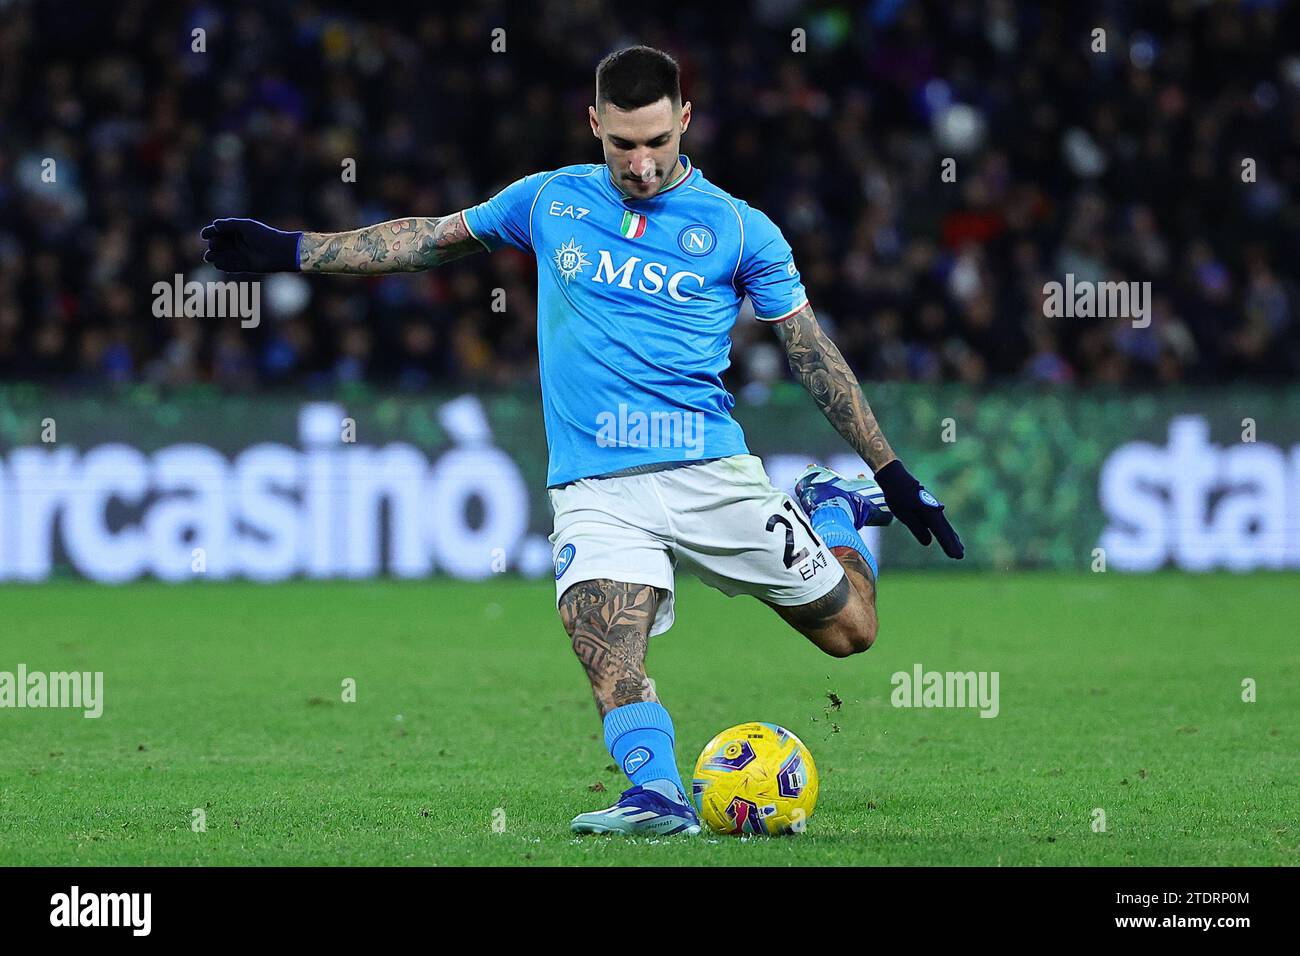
[691, 722, 818, 836]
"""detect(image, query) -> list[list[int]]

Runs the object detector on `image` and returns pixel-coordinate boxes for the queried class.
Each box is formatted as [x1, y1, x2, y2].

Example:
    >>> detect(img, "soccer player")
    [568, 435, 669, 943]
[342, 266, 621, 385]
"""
[201, 45, 963, 837]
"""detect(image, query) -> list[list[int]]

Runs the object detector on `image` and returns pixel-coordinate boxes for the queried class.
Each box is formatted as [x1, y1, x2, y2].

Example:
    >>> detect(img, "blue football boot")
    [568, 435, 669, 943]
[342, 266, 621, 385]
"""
[794, 464, 894, 529]
[570, 781, 702, 836]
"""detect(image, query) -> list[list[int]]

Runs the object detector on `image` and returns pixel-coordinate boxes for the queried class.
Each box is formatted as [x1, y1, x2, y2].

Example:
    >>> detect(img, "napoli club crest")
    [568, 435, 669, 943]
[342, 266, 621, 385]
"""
[677, 224, 716, 256]
[623, 747, 652, 774]
[555, 543, 576, 580]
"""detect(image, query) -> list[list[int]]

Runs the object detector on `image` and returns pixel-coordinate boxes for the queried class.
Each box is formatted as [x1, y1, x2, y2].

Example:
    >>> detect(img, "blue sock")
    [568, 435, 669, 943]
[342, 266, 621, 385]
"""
[809, 500, 878, 580]
[604, 701, 687, 803]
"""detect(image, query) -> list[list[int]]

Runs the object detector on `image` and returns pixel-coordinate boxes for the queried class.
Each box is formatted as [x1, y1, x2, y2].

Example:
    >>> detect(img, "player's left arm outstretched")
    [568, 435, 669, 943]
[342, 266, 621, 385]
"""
[774, 303, 964, 559]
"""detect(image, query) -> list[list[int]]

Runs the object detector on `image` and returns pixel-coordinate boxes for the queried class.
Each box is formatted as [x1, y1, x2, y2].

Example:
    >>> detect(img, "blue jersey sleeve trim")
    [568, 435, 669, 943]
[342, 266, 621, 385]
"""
[754, 298, 810, 322]
[459, 210, 491, 252]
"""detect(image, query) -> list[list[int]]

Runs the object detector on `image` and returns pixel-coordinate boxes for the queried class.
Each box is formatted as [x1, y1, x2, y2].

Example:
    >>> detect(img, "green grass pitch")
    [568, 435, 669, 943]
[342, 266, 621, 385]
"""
[0, 572, 1295, 866]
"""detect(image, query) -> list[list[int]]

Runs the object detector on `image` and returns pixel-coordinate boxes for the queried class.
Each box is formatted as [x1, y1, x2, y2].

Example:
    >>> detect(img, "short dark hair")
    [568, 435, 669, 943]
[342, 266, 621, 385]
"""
[595, 46, 681, 111]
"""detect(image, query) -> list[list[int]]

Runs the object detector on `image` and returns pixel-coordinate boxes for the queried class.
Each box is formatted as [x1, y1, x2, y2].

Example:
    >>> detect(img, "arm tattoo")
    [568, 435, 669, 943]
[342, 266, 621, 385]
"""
[774, 303, 897, 472]
[558, 580, 659, 718]
[298, 214, 484, 274]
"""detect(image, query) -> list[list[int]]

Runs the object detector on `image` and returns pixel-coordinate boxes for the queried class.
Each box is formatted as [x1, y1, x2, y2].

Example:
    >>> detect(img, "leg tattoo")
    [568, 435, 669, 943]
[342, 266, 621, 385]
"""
[559, 580, 659, 718]
[831, 545, 877, 605]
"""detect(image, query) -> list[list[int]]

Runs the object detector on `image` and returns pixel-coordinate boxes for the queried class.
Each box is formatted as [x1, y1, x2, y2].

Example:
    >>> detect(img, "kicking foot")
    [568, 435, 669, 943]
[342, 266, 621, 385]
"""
[795, 464, 894, 529]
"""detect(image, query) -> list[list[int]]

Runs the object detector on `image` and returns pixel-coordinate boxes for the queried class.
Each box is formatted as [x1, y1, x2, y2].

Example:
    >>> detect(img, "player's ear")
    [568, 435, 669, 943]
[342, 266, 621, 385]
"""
[588, 104, 601, 138]
[679, 101, 692, 135]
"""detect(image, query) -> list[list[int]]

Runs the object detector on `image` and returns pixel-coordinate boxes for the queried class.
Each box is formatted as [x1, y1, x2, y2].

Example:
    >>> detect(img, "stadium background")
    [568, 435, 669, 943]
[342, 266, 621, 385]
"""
[0, 0, 1296, 868]
[2, 0, 1298, 578]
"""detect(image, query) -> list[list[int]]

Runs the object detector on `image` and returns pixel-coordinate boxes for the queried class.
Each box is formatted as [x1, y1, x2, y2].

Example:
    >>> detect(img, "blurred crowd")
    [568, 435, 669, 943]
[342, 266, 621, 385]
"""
[2, 0, 1298, 393]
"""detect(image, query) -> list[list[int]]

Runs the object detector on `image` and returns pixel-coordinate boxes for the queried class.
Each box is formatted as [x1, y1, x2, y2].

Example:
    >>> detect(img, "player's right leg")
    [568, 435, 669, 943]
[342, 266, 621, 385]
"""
[548, 474, 699, 836]
[559, 578, 659, 718]
[559, 579, 700, 836]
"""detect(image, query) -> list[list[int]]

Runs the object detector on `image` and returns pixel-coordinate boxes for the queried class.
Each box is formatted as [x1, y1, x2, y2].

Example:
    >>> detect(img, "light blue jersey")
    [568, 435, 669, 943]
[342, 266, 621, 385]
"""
[462, 154, 808, 487]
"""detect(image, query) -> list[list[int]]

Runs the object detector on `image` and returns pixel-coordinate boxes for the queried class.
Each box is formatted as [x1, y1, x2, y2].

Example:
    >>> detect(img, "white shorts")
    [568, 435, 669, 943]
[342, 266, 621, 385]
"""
[549, 454, 845, 637]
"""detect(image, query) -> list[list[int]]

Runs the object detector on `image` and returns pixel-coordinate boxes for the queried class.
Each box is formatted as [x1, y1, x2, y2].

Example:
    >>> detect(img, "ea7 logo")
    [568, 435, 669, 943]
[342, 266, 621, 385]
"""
[547, 201, 590, 219]
[592, 251, 705, 302]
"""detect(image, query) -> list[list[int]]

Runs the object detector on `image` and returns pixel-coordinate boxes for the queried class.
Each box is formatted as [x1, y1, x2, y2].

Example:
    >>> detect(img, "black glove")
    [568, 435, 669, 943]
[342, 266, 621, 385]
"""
[201, 219, 303, 273]
[875, 459, 964, 559]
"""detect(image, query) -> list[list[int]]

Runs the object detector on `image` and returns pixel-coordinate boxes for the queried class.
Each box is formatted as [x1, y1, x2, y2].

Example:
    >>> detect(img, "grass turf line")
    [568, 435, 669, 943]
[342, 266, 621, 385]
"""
[0, 572, 1295, 866]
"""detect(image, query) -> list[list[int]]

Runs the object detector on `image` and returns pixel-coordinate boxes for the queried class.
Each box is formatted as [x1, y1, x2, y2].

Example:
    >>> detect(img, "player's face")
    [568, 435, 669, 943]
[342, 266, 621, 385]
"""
[589, 97, 691, 199]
